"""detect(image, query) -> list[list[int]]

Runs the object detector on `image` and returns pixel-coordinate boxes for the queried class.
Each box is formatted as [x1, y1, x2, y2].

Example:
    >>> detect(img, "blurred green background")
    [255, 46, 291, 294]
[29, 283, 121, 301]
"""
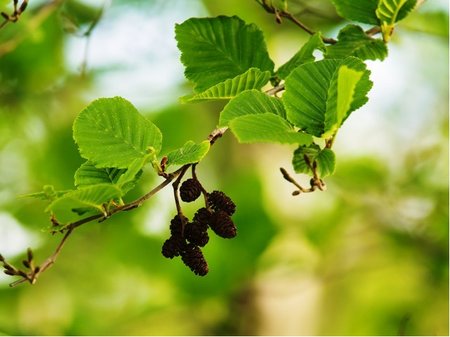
[0, 0, 448, 335]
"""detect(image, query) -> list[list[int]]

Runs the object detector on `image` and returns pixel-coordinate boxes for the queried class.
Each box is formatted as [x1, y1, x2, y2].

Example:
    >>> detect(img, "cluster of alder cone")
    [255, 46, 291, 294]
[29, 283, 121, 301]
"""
[161, 177, 237, 276]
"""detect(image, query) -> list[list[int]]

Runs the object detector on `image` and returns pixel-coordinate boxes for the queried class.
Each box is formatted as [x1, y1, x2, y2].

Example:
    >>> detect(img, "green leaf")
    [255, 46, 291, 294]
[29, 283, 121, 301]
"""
[283, 57, 372, 138]
[165, 140, 210, 167]
[175, 15, 274, 92]
[376, 0, 417, 41]
[46, 184, 122, 224]
[115, 157, 146, 193]
[229, 113, 312, 145]
[292, 144, 321, 175]
[20, 185, 69, 202]
[324, 57, 372, 137]
[75, 161, 125, 187]
[331, 0, 379, 25]
[75, 160, 144, 196]
[73, 96, 162, 169]
[219, 89, 286, 127]
[276, 33, 326, 79]
[292, 145, 336, 178]
[326, 25, 388, 61]
[283, 59, 341, 137]
[182, 68, 271, 103]
[316, 148, 336, 177]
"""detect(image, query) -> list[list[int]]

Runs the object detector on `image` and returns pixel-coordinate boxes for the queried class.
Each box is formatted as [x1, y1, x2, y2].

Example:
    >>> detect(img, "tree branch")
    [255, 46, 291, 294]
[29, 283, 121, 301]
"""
[0, 127, 228, 287]
[0, 0, 64, 56]
[265, 83, 285, 96]
[255, 0, 336, 44]
[79, 1, 109, 77]
[0, 0, 29, 30]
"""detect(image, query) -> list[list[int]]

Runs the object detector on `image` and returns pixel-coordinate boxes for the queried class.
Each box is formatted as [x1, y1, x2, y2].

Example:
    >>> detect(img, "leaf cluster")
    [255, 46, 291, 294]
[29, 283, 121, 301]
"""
[25, 96, 211, 226]
[174, 0, 417, 184]
[4, 0, 420, 286]
[33, 0, 419, 224]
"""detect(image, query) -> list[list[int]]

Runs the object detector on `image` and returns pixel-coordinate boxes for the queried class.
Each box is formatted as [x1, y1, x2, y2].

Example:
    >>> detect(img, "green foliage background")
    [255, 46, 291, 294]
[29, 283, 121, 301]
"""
[0, 0, 448, 335]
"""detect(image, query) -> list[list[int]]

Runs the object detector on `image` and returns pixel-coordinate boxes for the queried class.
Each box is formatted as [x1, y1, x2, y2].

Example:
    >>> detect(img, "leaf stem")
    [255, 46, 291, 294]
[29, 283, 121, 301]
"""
[0, 0, 28, 30]
[279, 167, 325, 195]
[265, 83, 285, 96]
[79, 1, 110, 77]
[172, 164, 190, 216]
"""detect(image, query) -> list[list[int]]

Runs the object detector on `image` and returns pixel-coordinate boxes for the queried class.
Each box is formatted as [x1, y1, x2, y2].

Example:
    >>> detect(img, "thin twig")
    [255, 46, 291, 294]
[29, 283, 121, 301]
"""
[280, 167, 325, 195]
[0, 0, 64, 57]
[265, 83, 285, 96]
[117, 166, 186, 213]
[6, 167, 184, 287]
[280, 167, 311, 194]
[255, 0, 336, 44]
[172, 164, 190, 215]
[208, 127, 228, 145]
[0, 0, 29, 31]
[2, 127, 229, 286]
[9, 227, 74, 287]
[80, 1, 109, 77]
[365, 26, 381, 37]
[325, 136, 335, 149]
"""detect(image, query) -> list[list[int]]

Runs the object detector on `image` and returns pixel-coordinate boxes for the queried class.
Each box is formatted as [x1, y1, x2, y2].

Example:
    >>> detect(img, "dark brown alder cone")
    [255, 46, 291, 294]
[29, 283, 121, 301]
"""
[181, 244, 208, 276]
[208, 190, 236, 216]
[210, 210, 237, 238]
[184, 221, 209, 247]
[194, 207, 213, 227]
[161, 236, 185, 259]
[180, 178, 202, 202]
[170, 214, 187, 238]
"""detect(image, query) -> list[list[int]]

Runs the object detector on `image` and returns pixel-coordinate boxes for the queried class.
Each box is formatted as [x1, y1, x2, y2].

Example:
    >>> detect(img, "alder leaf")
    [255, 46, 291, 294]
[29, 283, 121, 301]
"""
[323, 57, 372, 138]
[376, 0, 417, 41]
[219, 89, 285, 127]
[115, 157, 146, 193]
[73, 97, 162, 169]
[330, 0, 379, 25]
[182, 68, 271, 103]
[75, 160, 144, 196]
[326, 25, 388, 61]
[283, 57, 372, 138]
[283, 59, 341, 137]
[175, 15, 274, 92]
[165, 140, 210, 167]
[229, 113, 312, 145]
[46, 184, 122, 224]
[276, 33, 326, 79]
[292, 144, 321, 175]
[292, 145, 336, 178]
[316, 148, 336, 177]
[75, 162, 125, 187]
[20, 185, 69, 202]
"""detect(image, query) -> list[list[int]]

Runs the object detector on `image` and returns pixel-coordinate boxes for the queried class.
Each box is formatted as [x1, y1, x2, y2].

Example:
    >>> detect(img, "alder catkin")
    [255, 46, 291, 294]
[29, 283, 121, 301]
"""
[194, 207, 213, 227]
[180, 244, 208, 276]
[208, 190, 236, 215]
[209, 210, 237, 238]
[161, 236, 184, 259]
[180, 178, 202, 202]
[184, 221, 209, 247]
[169, 214, 187, 238]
